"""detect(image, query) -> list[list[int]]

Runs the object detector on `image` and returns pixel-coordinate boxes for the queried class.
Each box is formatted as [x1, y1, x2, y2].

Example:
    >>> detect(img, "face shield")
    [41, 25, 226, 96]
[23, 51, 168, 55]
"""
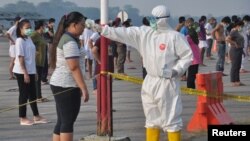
[146, 16, 170, 30]
[149, 5, 171, 30]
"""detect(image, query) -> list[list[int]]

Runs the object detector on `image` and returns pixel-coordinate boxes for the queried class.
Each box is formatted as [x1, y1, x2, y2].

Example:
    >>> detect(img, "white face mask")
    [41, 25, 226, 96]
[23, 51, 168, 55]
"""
[224, 24, 229, 29]
[244, 21, 249, 26]
[43, 27, 49, 33]
[24, 28, 34, 36]
[196, 27, 200, 33]
[223, 24, 229, 31]
[146, 16, 169, 31]
[238, 27, 243, 32]
[146, 16, 158, 30]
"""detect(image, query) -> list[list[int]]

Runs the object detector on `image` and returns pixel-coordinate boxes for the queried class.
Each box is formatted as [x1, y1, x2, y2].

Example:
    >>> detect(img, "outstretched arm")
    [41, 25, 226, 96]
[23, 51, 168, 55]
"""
[102, 26, 141, 50]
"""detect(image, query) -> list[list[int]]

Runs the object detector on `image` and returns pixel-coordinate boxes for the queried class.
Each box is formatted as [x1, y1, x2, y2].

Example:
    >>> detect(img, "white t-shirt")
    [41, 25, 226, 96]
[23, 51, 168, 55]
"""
[90, 32, 100, 44]
[50, 40, 83, 87]
[7, 25, 17, 57]
[7, 25, 17, 45]
[13, 37, 36, 74]
[205, 23, 213, 40]
[79, 35, 84, 40]
[82, 28, 94, 51]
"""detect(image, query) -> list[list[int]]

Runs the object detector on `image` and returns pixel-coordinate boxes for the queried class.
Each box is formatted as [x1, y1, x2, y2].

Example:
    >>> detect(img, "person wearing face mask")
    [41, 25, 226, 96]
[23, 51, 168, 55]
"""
[211, 16, 231, 76]
[43, 18, 55, 84]
[244, 15, 250, 57]
[49, 12, 89, 141]
[205, 17, 216, 60]
[226, 21, 245, 86]
[13, 19, 48, 126]
[102, 5, 192, 141]
[31, 20, 50, 103]
[185, 18, 201, 89]
[6, 16, 21, 80]
[175, 16, 186, 32]
[178, 19, 191, 81]
[79, 19, 95, 79]
[240, 15, 250, 73]
[198, 16, 207, 66]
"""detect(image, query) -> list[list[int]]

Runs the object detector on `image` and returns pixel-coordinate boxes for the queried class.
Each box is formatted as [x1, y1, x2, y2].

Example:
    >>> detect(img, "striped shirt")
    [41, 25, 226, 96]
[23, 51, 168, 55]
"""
[50, 33, 84, 87]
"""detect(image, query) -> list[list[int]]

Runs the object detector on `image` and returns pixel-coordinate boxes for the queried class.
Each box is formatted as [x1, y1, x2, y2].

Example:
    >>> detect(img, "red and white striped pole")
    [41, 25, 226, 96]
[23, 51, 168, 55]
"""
[81, 1, 130, 140]
[97, 0, 112, 136]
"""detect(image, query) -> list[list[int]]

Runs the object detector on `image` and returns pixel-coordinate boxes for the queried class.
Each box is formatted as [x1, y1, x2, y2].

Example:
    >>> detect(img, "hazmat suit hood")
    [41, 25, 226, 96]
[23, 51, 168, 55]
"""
[151, 5, 172, 30]
[85, 19, 95, 29]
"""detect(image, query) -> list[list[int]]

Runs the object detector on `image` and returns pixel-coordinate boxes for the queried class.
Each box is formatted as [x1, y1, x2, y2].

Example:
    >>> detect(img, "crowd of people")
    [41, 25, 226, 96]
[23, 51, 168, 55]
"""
[176, 14, 250, 88]
[4, 5, 250, 141]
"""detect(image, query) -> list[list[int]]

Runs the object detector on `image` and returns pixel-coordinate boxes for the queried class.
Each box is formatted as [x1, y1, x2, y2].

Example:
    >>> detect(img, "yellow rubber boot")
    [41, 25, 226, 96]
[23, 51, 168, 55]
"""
[146, 128, 160, 141]
[167, 131, 181, 141]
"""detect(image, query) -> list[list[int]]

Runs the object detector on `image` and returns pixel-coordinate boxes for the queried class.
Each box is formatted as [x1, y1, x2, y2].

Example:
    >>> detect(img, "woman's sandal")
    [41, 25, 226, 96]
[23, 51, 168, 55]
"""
[20, 119, 34, 126]
[34, 117, 49, 124]
[37, 98, 50, 103]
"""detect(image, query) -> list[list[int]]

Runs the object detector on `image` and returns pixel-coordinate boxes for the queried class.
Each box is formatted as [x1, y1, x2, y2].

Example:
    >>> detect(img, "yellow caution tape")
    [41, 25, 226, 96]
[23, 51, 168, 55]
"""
[101, 72, 250, 103]
[181, 87, 250, 102]
[221, 93, 250, 103]
[0, 88, 75, 114]
[101, 71, 143, 84]
[1, 72, 250, 114]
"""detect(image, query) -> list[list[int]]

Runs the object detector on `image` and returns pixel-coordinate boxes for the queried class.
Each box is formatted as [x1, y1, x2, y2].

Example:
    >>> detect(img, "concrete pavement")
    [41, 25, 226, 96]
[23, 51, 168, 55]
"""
[0, 37, 250, 141]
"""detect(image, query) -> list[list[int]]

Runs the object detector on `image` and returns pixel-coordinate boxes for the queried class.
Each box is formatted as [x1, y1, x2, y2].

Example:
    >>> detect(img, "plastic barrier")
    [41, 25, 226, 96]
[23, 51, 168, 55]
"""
[187, 71, 233, 132]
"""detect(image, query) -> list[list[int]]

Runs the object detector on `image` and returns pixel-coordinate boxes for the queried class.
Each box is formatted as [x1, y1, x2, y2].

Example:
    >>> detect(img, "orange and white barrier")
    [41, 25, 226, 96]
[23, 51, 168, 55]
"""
[187, 71, 233, 132]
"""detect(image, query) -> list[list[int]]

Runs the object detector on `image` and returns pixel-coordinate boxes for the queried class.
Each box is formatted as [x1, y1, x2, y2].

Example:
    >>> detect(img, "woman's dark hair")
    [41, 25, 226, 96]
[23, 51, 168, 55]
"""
[242, 15, 250, 22]
[49, 18, 55, 23]
[179, 16, 185, 24]
[34, 20, 44, 30]
[14, 16, 21, 22]
[142, 17, 150, 26]
[16, 19, 30, 39]
[199, 15, 206, 23]
[188, 27, 199, 45]
[122, 20, 130, 27]
[231, 15, 238, 23]
[112, 17, 121, 27]
[233, 21, 244, 28]
[50, 11, 85, 69]
[95, 19, 100, 24]
[222, 16, 231, 24]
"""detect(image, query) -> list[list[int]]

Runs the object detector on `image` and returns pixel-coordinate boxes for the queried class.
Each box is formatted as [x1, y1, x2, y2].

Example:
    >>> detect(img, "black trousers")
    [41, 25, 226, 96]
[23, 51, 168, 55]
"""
[36, 66, 43, 99]
[116, 45, 127, 73]
[187, 64, 199, 89]
[200, 47, 206, 64]
[230, 48, 243, 82]
[93, 56, 114, 90]
[50, 85, 81, 134]
[206, 39, 213, 57]
[41, 46, 48, 82]
[15, 73, 39, 117]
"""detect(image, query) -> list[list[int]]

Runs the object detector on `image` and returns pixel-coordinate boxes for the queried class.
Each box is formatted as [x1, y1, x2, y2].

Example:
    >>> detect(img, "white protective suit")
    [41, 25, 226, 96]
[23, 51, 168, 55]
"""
[102, 5, 192, 132]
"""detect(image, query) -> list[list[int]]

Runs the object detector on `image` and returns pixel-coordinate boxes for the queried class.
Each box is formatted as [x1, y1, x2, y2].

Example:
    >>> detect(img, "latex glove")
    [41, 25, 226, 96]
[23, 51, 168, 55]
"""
[101, 24, 109, 36]
[171, 69, 178, 78]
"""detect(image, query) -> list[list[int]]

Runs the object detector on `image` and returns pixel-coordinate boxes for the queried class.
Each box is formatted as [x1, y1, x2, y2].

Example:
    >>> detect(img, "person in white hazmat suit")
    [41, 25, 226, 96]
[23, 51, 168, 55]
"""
[102, 5, 192, 141]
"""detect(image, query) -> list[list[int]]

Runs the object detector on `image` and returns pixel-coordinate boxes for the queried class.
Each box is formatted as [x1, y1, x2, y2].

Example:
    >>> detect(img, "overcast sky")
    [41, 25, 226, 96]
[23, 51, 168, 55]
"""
[0, 0, 249, 17]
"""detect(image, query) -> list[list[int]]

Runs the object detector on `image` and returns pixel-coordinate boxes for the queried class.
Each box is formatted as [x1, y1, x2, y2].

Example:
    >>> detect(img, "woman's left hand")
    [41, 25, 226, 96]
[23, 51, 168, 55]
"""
[81, 88, 89, 103]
